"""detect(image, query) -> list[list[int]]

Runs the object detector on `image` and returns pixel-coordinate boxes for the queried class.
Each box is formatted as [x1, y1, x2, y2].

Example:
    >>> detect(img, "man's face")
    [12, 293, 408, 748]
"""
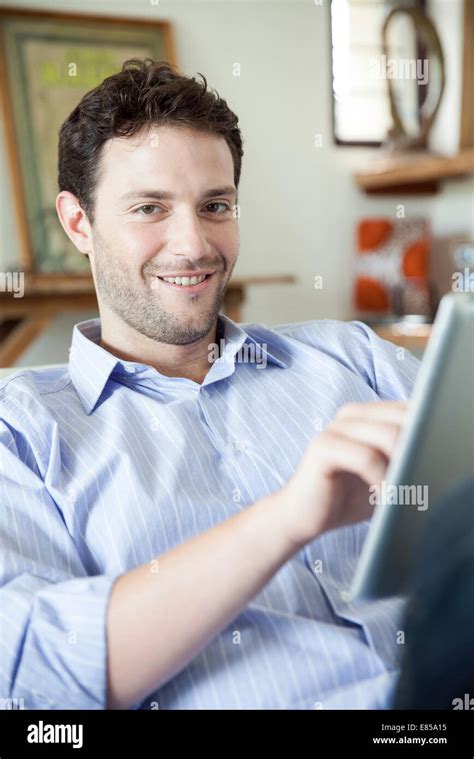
[88, 125, 239, 345]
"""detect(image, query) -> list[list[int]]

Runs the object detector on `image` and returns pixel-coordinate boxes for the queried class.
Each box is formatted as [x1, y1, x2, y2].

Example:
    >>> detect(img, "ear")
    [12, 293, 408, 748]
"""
[56, 191, 92, 255]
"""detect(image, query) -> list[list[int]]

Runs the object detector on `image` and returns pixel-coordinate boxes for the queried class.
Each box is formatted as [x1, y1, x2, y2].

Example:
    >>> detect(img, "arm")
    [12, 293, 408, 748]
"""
[107, 400, 410, 709]
[0, 419, 120, 710]
[106, 490, 294, 709]
[0, 398, 408, 711]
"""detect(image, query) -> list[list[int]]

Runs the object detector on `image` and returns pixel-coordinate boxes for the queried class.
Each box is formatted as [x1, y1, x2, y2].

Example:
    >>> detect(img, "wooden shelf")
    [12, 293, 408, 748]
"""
[355, 149, 474, 194]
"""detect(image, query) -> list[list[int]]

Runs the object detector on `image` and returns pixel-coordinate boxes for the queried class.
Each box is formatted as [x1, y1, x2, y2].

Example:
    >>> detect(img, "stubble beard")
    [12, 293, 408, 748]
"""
[92, 230, 235, 345]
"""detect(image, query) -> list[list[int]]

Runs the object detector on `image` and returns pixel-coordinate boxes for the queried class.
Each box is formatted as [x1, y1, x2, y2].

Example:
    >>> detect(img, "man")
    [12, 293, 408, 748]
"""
[0, 59, 419, 711]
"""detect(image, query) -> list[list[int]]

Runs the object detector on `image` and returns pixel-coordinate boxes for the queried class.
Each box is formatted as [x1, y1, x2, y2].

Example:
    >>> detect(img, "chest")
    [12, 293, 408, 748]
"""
[48, 359, 378, 574]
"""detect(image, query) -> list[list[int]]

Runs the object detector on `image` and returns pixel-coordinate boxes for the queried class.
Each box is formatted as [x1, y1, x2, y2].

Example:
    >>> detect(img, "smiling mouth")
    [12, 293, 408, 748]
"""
[151, 271, 216, 292]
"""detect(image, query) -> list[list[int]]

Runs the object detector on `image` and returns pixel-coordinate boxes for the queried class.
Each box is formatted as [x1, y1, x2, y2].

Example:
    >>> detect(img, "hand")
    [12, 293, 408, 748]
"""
[274, 400, 410, 549]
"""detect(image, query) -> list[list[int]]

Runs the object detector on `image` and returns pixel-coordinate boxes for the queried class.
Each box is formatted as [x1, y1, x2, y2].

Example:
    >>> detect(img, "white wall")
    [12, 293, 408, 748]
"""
[1, 0, 472, 366]
[427, 0, 464, 156]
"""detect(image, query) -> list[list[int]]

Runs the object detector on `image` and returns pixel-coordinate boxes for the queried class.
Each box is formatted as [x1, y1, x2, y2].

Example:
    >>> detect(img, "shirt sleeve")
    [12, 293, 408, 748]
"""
[0, 415, 123, 710]
[347, 320, 421, 401]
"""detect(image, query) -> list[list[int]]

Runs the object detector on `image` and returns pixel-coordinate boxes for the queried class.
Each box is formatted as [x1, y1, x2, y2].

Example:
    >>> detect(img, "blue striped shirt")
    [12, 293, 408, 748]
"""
[0, 314, 420, 710]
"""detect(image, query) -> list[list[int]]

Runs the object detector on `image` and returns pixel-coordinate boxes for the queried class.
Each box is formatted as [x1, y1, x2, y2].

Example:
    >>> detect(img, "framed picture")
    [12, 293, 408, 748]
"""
[0, 8, 177, 292]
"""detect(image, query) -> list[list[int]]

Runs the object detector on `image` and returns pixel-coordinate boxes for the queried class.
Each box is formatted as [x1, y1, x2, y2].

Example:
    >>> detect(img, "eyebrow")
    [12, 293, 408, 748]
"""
[119, 186, 237, 203]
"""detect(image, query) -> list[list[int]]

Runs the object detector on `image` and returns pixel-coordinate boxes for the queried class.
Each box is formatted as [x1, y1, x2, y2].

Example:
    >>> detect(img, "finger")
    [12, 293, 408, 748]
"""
[335, 400, 410, 424]
[326, 419, 404, 460]
[312, 430, 389, 486]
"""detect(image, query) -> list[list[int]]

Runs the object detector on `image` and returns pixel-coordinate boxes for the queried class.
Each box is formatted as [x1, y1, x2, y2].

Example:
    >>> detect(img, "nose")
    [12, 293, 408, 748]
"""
[165, 207, 212, 262]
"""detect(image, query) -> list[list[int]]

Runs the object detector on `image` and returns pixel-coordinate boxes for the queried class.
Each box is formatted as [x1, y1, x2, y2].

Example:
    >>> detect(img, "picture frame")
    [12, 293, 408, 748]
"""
[0, 7, 177, 292]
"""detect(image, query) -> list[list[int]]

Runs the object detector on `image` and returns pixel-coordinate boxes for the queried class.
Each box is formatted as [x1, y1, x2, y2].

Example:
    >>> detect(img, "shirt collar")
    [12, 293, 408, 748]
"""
[69, 313, 288, 415]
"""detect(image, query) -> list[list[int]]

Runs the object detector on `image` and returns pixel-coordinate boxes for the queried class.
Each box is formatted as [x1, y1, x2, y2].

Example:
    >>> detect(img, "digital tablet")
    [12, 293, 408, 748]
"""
[349, 292, 474, 601]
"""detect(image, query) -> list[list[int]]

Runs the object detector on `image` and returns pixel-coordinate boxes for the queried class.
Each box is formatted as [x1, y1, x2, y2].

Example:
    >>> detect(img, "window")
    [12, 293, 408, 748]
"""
[330, 0, 426, 145]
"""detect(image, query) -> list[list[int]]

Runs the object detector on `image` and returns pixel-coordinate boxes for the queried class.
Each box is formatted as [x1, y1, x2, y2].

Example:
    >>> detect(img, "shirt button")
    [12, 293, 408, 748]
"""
[234, 439, 249, 453]
[124, 365, 136, 374]
[201, 388, 210, 398]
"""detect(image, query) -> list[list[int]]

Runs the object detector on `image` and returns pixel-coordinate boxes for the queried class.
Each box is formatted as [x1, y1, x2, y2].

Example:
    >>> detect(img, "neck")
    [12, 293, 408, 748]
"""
[98, 309, 219, 385]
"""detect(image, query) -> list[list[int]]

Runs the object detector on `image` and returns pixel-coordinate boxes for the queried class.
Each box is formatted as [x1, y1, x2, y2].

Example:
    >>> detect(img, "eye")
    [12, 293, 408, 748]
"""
[135, 204, 162, 216]
[205, 202, 231, 214]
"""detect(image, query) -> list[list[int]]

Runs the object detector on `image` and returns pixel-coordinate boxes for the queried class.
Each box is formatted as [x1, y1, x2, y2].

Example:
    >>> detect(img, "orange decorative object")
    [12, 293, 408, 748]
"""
[402, 239, 429, 278]
[354, 217, 430, 315]
[355, 277, 390, 311]
[357, 220, 393, 252]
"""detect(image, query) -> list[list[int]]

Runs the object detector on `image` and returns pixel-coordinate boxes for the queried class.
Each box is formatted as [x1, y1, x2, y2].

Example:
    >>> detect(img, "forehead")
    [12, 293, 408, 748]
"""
[99, 125, 234, 190]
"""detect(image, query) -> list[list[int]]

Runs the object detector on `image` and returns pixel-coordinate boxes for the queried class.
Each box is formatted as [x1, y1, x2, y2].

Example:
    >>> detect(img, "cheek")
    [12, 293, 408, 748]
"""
[214, 222, 238, 250]
[120, 224, 162, 266]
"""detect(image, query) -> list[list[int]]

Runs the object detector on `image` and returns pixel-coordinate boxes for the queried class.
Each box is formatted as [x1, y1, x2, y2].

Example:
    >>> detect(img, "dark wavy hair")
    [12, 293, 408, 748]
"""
[58, 58, 244, 226]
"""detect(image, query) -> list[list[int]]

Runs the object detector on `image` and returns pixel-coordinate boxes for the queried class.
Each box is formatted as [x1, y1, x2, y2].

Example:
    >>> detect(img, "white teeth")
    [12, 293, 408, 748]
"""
[161, 274, 207, 286]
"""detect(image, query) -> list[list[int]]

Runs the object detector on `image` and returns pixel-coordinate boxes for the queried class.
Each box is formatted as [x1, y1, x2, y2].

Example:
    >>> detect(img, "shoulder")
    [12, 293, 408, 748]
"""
[242, 318, 420, 398]
[0, 364, 71, 401]
[243, 317, 378, 362]
[0, 366, 71, 451]
[272, 317, 371, 344]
